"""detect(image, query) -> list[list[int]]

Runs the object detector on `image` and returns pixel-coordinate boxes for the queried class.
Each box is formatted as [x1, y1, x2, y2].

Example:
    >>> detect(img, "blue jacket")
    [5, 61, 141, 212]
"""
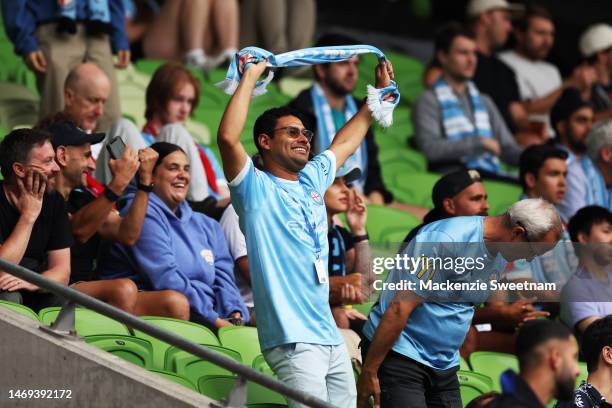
[99, 192, 249, 325]
[1, 0, 128, 57]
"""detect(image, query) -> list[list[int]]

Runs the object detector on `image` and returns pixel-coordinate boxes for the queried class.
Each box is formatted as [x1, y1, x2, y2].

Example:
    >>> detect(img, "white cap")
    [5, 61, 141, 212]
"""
[466, 0, 524, 18]
[579, 24, 612, 57]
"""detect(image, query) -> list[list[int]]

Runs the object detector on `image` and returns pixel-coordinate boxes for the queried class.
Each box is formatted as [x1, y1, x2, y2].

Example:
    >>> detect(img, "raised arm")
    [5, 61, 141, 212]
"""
[328, 60, 394, 170]
[217, 60, 269, 181]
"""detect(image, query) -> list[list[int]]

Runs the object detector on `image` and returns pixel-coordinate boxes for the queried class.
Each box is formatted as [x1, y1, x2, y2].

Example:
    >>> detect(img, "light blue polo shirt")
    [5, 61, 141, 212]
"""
[363, 216, 508, 370]
[228, 151, 343, 351]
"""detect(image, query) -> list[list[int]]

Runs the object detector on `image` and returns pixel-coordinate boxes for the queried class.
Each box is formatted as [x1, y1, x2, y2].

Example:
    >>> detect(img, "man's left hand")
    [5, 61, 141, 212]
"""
[375, 59, 394, 89]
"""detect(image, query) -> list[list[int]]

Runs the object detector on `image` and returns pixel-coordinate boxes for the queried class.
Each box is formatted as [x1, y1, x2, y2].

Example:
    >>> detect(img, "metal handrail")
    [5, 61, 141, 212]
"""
[0, 257, 334, 408]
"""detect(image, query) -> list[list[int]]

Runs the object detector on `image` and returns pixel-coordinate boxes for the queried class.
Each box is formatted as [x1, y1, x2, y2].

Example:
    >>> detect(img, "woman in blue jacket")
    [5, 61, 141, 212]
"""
[100, 142, 248, 328]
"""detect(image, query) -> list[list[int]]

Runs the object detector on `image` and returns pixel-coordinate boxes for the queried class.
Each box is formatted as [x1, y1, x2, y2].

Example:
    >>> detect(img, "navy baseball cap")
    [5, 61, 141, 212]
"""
[336, 162, 362, 184]
[46, 120, 105, 149]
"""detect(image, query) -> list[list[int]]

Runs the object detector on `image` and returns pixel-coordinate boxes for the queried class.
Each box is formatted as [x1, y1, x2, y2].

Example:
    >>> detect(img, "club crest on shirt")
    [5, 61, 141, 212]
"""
[200, 249, 214, 265]
[310, 190, 322, 203]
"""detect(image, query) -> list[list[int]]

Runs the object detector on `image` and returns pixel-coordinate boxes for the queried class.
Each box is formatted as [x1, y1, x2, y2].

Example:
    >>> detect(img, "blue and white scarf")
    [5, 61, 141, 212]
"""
[310, 83, 367, 190]
[217, 45, 400, 128]
[433, 78, 501, 174]
[581, 156, 612, 210]
[58, 0, 111, 33]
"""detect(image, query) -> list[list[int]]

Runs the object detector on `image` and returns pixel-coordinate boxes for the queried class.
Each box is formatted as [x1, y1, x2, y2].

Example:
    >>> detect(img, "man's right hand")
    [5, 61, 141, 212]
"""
[108, 145, 140, 194]
[16, 170, 46, 224]
[240, 57, 268, 82]
[480, 137, 501, 156]
[357, 368, 381, 408]
[25, 50, 48, 74]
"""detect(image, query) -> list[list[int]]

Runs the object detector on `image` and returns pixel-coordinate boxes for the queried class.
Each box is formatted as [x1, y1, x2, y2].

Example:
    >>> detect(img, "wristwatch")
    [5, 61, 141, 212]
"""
[103, 187, 120, 203]
[352, 233, 369, 243]
[137, 181, 154, 193]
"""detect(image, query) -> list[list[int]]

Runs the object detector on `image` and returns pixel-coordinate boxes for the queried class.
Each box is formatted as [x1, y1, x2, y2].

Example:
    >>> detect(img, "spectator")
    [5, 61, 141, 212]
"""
[561, 206, 612, 335]
[483, 320, 580, 408]
[403, 169, 489, 244]
[217, 57, 393, 408]
[240, 0, 316, 55]
[0, 129, 71, 311]
[357, 199, 562, 407]
[1, 0, 128, 131]
[288, 34, 426, 217]
[99, 142, 247, 329]
[557, 316, 612, 408]
[43, 120, 189, 318]
[467, 0, 526, 132]
[325, 164, 373, 331]
[124, 0, 238, 70]
[551, 89, 595, 221]
[96, 62, 228, 205]
[499, 5, 592, 140]
[579, 24, 612, 121]
[413, 23, 522, 179]
[564, 119, 612, 214]
[504, 145, 576, 314]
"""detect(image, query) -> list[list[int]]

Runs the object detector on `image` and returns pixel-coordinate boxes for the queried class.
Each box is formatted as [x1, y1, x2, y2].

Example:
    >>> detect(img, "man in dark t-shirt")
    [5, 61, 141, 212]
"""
[0, 128, 72, 311]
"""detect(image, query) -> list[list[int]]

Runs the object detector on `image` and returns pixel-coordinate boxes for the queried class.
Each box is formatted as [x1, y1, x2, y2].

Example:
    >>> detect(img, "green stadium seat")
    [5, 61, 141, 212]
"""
[457, 370, 493, 407]
[460, 357, 470, 371]
[578, 362, 588, 384]
[149, 369, 198, 391]
[249, 355, 287, 406]
[39, 307, 130, 337]
[366, 205, 421, 244]
[218, 326, 261, 367]
[0, 82, 39, 130]
[165, 344, 242, 384]
[84, 334, 154, 368]
[386, 172, 441, 208]
[197, 374, 237, 401]
[481, 180, 521, 215]
[351, 301, 375, 317]
[469, 351, 519, 391]
[0, 300, 39, 320]
[134, 316, 220, 370]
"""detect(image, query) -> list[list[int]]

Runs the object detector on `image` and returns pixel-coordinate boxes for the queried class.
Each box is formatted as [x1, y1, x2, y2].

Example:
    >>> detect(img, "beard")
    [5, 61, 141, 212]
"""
[554, 370, 577, 401]
[323, 75, 353, 97]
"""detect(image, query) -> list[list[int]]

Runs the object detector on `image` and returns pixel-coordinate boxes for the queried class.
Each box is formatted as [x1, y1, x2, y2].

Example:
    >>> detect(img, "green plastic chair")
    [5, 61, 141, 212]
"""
[0, 300, 39, 320]
[249, 355, 287, 406]
[134, 316, 220, 370]
[388, 172, 442, 208]
[165, 344, 242, 385]
[218, 326, 261, 367]
[351, 301, 375, 317]
[149, 369, 198, 392]
[84, 334, 154, 368]
[198, 374, 237, 401]
[458, 370, 493, 407]
[469, 351, 519, 391]
[366, 205, 421, 244]
[460, 357, 470, 371]
[39, 307, 130, 337]
[481, 180, 521, 215]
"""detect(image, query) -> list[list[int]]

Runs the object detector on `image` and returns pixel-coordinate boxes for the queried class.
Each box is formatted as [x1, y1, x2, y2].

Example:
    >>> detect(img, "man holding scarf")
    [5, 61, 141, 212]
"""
[217, 49, 394, 407]
[1, 0, 129, 132]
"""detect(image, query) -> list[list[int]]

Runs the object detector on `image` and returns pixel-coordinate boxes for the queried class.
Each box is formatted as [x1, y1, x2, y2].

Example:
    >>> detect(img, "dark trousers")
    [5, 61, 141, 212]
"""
[361, 339, 462, 408]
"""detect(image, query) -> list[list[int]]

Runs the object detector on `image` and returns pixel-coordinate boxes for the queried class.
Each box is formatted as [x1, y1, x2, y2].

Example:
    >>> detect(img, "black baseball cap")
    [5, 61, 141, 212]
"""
[432, 169, 482, 208]
[550, 88, 593, 134]
[46, 120, 105, 149]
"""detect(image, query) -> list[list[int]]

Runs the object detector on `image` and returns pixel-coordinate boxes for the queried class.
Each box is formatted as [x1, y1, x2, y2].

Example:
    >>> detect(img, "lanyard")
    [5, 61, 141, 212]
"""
[271, 177, 322, 260]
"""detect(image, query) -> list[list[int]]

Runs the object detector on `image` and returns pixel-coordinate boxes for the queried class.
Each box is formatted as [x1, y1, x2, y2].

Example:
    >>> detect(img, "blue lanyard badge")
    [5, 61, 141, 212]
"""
[272, 178, 327, 284]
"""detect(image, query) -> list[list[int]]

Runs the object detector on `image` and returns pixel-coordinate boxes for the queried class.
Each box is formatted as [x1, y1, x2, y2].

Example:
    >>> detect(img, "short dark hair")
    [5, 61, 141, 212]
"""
[145, 62, 200, 121]
[568, 205, 612, 243]
[149, 142, 186, 172]
[252, 107, 308, 154]
[0, 128, 52, 179]
[514, 5, 554, 32]
[519, 144, 568, 191]
[312, 33, 361, 81]
[582, 315, 612, 373]
[516, 320, 573, 372]
[435, 22, 475, 55]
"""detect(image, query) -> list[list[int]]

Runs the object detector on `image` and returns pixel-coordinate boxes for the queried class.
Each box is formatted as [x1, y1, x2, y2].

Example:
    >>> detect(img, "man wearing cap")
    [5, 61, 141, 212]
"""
[41, 120, 190, 318]
[0, 128, 71, 311]
[357, 198, 563, 407]
[551, 88, 595, 221]
[559, 119, 612, 222]
[467, 0, 526, 132]
[579, 24, 612, 120]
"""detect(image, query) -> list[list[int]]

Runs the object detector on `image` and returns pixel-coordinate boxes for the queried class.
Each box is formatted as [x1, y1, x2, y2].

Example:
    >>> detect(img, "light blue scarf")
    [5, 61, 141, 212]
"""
[217, 45, 400, 128]
[58, 0, 111, 32]
[433, 77, 501, 174]
[581, 156, 612, 210]
[310, 83, 367, 190]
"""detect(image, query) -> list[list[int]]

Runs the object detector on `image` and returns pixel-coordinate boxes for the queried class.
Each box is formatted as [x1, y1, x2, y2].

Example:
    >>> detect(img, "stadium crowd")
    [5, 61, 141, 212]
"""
[0, 0, 611, 407]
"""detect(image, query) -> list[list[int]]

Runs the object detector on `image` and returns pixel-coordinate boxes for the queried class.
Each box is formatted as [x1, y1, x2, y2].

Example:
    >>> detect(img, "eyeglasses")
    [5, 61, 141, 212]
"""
[273, 126, 314, 142]
[517, 221, 538, 260]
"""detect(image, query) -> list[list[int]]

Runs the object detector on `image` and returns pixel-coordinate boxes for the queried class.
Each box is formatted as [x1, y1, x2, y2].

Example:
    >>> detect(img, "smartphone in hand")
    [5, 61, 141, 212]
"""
[106, 136, 126, 160]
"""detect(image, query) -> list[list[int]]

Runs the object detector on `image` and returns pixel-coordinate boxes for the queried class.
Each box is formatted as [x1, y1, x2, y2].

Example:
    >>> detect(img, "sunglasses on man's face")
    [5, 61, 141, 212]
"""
[273, 126, 314, 142]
